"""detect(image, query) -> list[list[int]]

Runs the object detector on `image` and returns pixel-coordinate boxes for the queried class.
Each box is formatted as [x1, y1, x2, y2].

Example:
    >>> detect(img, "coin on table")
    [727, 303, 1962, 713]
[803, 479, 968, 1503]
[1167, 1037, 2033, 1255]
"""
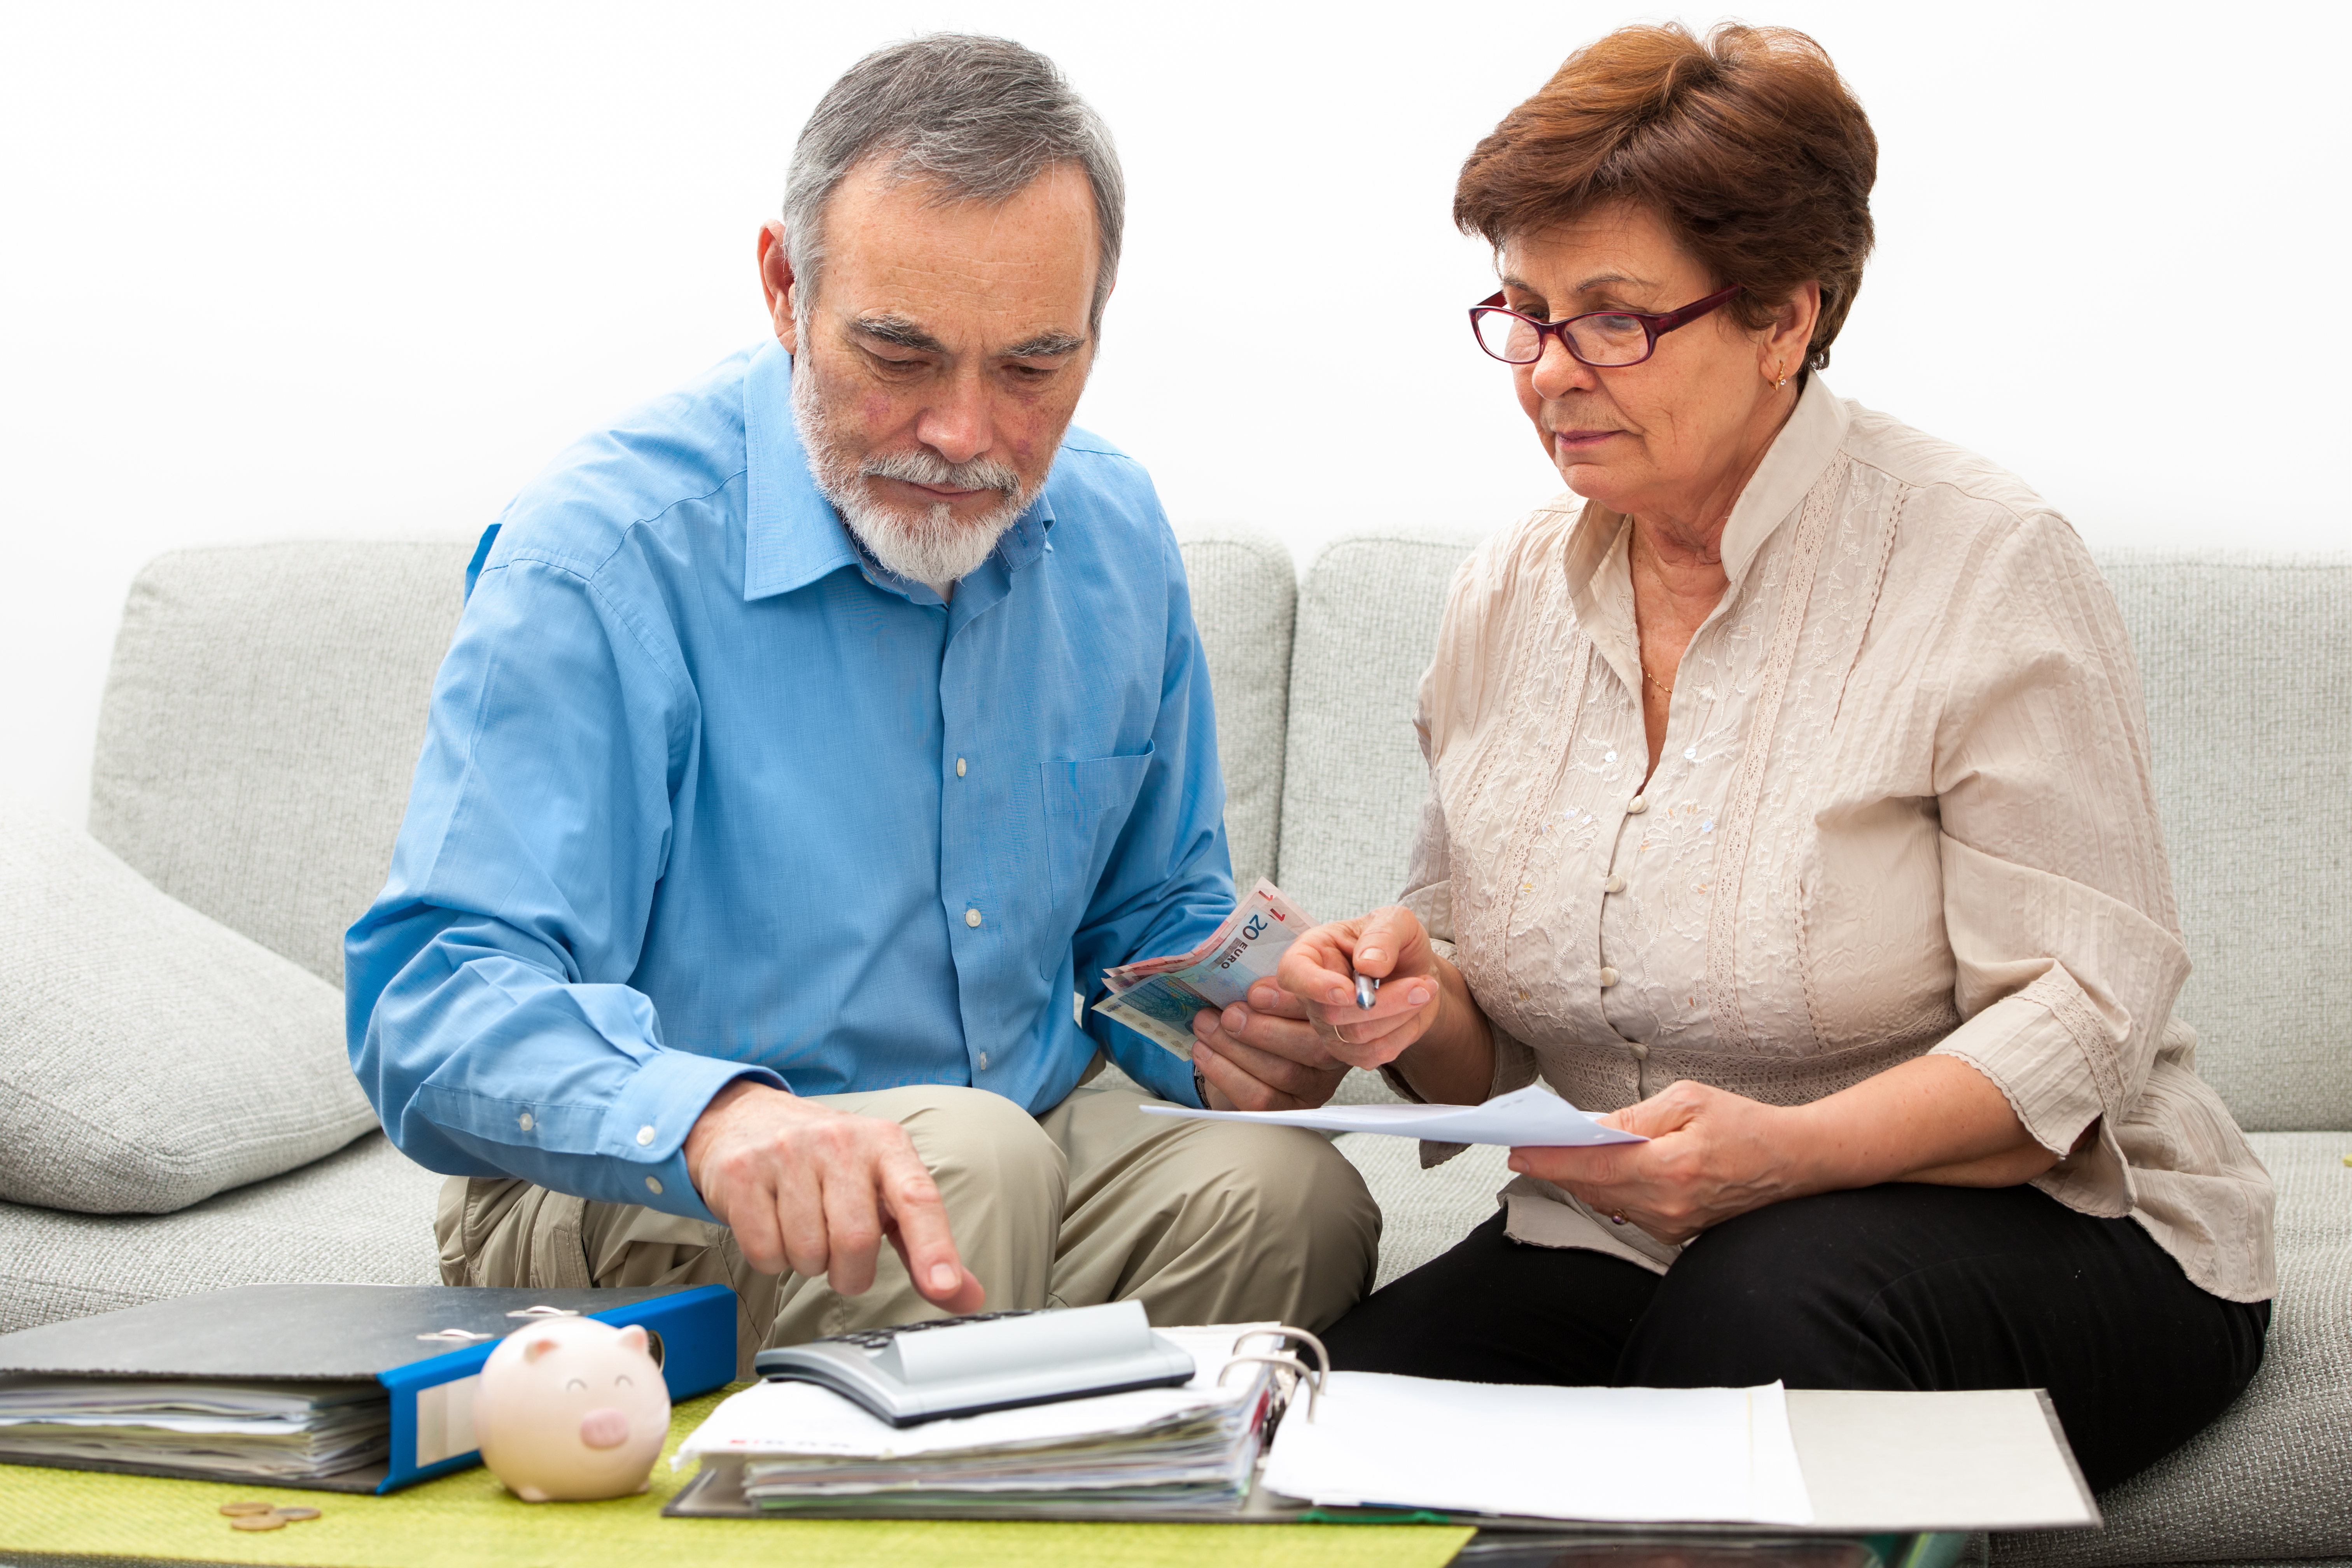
[217, 1501, 275, 1517]
[229, 1514, 289, 1531]
[275, 1506, 322, 1521]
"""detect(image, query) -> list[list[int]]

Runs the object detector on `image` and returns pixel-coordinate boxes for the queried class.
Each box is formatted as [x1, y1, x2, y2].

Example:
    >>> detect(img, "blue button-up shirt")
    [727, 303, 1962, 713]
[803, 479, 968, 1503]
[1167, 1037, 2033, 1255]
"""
[346, 341, 1232, 1224]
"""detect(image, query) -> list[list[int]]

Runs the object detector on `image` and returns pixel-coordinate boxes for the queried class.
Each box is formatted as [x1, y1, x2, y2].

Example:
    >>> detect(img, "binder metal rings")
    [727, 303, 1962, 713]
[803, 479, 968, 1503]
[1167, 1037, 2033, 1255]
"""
[1221, 1326, 1332, 1422]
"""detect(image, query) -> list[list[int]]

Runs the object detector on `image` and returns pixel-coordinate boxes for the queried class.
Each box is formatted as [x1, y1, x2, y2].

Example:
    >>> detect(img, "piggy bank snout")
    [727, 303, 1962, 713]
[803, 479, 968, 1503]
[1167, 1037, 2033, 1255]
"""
[579, 1407, 632, 1451]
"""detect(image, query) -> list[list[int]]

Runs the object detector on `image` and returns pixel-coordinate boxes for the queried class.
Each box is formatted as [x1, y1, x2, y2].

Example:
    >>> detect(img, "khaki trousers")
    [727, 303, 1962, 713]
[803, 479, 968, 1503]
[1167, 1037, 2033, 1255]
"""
[436, 1077, 1381, 1376]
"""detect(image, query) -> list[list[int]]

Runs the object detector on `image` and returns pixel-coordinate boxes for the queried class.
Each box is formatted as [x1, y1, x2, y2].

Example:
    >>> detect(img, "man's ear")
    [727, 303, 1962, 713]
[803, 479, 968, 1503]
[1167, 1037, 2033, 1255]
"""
[757, 220, 799, 354]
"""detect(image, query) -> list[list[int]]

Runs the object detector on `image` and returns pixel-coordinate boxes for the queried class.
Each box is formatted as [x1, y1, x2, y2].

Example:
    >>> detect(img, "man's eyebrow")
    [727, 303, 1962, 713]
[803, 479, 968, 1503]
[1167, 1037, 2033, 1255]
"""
[1004, 331, 1086, 359]
[852, 315, 945, 353]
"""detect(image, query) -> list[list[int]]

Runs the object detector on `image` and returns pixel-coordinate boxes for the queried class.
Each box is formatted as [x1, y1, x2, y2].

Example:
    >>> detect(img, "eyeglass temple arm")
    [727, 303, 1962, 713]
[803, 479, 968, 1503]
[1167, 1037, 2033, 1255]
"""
[1649, 282, 1745, 334]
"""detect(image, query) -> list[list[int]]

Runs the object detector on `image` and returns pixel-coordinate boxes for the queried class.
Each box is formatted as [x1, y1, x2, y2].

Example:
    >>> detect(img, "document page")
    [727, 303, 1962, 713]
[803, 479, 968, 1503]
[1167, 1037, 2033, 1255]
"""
[1261, 1372, 1813, 1526]
[1138, 1084, 1646, 1148]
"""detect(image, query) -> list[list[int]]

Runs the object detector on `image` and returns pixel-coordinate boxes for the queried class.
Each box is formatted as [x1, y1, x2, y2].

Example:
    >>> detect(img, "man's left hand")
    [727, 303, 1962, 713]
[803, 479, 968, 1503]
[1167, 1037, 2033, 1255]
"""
[1188, 984, 1352, 1111]
[1507, 1080, 1808, 1244]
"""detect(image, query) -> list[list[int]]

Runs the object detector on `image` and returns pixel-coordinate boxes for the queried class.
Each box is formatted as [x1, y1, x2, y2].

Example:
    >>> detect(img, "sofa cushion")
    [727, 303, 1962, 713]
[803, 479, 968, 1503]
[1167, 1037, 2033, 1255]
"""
[0, 798, 378, 1214]
[0, 1132, 444, 1334]
[88, 541, 473, 987]
[1177, 526, 1296, 893]
[1278, 532, 1483, 1104]
[2093, 554, 2352, 1132]
[1992, 1130, 2352, 1566]
[1333, 1132, 1512, 1289]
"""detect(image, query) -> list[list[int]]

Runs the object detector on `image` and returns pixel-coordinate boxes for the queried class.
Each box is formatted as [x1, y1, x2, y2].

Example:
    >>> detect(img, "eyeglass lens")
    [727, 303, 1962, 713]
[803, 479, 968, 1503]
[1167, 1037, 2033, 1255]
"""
[1474, 309, 1655, 367]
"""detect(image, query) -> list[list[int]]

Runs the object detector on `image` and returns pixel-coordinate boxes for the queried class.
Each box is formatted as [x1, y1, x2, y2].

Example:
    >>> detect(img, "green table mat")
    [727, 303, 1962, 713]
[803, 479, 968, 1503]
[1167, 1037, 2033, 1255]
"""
[0, 1384, 1472, 1568]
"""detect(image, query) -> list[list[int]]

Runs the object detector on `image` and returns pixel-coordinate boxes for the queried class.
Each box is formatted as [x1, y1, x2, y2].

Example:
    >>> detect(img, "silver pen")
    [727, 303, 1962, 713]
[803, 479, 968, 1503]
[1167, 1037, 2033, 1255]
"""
[1354, 973, 1380, 1010]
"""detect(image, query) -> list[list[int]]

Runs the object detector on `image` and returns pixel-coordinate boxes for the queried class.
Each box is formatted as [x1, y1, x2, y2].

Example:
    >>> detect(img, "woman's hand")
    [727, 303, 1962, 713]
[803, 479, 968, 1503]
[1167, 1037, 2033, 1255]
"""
[1186, 906, 1444, 1110]
[1507, 1080, 1807, 1245]
[1273, 906, 1446, 1070]
[1507, 1056, 2063, 1245]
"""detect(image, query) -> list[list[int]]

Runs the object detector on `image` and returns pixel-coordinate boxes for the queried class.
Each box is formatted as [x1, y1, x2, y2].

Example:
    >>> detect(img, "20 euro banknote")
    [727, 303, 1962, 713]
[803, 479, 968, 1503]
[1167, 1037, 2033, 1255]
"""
[1092, 880, 1315, 1057]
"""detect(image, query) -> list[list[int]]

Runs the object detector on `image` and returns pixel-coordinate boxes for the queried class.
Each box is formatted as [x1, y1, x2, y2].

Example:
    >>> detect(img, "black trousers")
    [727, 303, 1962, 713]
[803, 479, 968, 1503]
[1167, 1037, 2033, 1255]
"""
[1322, 1183, 2268, 1493]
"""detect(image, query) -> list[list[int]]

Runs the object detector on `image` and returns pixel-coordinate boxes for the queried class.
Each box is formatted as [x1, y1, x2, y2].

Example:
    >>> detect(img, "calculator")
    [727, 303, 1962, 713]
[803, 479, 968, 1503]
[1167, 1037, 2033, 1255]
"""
[752, 1300, 1196, 1426]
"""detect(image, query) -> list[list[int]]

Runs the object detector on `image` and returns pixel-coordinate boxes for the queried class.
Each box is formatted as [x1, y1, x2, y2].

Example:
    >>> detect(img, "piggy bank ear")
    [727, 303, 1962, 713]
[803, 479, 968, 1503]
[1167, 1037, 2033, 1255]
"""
[617, 1325, 649, 1356]
[522, 1335, 562, 1363]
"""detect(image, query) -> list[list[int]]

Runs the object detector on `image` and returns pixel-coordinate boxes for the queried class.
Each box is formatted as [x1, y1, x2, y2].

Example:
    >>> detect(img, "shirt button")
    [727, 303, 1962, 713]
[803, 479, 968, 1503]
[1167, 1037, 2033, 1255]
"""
[977, 1052, 990, 1071]
[1604, 875, 1626, 894]
[1630, 1043, 1650, 1061]
[965, 908, 983, 928]
[1683, 747, 1698, 762]
[956, 757, 968, 778]
[1598, 966, 1620, 988]
[644, 1176, 663, 1195]
[1626, 795, 1648, 815]
[635, 1125, 655, 1146]
[517, 1111, 534, 1132]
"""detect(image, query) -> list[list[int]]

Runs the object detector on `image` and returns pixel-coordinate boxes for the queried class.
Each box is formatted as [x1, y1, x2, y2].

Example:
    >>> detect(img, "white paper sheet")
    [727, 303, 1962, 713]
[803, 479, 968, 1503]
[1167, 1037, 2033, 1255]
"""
[1261, 1372, 1814, 1526]
[1138, 1084, 1646, 1147]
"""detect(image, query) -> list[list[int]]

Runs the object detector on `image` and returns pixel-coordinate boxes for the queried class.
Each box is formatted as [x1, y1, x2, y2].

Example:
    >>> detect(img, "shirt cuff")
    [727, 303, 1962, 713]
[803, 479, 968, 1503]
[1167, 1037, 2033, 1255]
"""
[1929, 965, 2123, 1159]
[597, 1051, 788, 1224]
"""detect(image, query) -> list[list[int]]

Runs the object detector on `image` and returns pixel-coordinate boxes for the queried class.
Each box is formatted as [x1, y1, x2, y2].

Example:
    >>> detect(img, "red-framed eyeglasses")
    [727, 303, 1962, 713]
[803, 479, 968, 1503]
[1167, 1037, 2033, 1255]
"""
[1468, 284, 1745, 368]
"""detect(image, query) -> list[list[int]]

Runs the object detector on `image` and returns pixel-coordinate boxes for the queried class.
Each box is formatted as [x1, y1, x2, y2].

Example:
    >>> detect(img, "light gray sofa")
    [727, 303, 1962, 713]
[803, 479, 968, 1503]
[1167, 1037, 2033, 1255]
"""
[2, 532, 2344, 1565]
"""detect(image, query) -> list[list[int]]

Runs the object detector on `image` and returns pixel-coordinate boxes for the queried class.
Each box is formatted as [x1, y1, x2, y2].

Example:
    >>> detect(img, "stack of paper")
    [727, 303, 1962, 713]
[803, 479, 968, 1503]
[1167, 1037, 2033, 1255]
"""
[1261, 1372, 1814, 1525]
[676, 1326, 1281, 1515]
[0, 1378, 389, 1481]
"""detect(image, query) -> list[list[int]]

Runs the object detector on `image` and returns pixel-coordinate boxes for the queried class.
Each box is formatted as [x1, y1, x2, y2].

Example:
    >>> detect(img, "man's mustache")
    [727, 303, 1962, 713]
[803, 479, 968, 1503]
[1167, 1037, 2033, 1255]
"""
[859, 448, 1022, 497]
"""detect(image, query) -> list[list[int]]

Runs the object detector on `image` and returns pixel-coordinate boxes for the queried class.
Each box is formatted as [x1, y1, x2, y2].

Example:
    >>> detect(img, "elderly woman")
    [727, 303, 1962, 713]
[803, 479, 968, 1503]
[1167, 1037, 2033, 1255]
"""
[1188, 23, 2273, 1490]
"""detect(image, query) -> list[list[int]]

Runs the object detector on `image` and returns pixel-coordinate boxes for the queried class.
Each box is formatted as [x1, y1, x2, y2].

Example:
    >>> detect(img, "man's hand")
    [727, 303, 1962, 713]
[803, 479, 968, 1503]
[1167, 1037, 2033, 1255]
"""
[1187, 906, 1444, 1110]
[683, 1080, 985, 1312]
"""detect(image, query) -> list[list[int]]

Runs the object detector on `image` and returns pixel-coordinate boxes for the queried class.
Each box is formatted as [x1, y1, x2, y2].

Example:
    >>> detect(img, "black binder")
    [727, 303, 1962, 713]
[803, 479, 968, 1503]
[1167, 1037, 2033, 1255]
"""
[0, 1282, 736, 1492]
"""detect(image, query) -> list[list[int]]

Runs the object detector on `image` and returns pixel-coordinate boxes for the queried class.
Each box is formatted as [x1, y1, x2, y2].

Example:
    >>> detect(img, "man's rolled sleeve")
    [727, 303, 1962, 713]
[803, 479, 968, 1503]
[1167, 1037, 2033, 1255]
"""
[348, 542, 773, 1220]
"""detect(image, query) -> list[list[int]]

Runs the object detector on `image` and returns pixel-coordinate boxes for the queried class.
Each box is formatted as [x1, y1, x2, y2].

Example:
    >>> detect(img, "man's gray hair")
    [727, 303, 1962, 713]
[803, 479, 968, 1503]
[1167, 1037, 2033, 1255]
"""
[782, 35, 1124, 336]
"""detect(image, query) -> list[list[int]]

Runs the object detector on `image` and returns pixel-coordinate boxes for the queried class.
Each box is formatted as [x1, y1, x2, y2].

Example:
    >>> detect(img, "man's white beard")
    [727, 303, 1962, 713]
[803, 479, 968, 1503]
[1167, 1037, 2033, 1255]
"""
[793, 362, 1035, 593]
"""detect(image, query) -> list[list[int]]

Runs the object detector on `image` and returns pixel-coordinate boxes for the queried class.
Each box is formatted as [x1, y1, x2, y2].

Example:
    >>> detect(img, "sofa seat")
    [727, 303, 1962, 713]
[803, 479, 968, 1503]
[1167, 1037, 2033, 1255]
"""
[0, 1132, 443, 1336]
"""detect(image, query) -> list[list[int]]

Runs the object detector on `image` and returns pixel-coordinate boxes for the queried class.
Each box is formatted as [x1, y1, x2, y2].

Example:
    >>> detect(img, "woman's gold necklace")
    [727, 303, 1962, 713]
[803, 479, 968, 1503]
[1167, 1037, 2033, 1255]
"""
[1641, 663, 1675, 699]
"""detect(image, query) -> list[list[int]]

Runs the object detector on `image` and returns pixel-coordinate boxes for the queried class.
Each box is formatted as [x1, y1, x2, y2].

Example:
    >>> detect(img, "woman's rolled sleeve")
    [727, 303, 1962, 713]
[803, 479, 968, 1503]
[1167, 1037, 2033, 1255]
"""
[1924, 514, 2192, 1195]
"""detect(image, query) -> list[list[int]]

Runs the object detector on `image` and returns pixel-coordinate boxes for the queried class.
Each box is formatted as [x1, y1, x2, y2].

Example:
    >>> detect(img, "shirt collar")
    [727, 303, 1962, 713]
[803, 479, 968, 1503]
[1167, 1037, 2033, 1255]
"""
[1564, 373, 1850, 626]
[740, 341, 1056, 604]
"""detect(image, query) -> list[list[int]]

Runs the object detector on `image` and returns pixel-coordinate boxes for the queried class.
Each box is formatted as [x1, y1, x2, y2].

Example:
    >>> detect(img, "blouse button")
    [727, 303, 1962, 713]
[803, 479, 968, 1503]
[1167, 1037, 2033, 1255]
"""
[1598, 966, 1621, 988]
[1604, 874, 1626, 894]
[1626, 794, 1648, 815]
[1630, 1043, 1650, 1061]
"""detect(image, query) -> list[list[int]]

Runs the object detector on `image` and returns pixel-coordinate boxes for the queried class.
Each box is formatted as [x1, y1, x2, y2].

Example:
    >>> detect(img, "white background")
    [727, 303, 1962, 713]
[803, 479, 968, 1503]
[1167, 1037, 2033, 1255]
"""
[5, 1, 2347, 825]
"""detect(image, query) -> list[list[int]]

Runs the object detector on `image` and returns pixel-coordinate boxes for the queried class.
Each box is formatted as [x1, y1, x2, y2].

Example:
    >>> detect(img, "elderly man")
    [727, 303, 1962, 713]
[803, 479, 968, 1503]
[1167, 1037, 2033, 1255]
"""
[346, 35, 1376, 1363]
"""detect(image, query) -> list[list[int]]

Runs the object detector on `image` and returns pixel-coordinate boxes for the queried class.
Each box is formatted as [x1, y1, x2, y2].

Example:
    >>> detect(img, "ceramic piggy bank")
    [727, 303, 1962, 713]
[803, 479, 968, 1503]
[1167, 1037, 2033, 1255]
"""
[474, 1316, 670, 1502]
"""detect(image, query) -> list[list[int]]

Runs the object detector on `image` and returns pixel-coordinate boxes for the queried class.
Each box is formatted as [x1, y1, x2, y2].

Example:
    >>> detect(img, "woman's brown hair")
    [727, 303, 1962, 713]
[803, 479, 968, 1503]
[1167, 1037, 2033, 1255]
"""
[1454, 23, 1876, 371]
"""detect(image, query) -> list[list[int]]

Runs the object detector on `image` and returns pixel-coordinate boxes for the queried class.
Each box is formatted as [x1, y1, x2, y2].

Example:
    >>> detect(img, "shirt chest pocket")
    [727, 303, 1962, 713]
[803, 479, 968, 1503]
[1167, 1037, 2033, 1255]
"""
[1039, 744, 1156, 925]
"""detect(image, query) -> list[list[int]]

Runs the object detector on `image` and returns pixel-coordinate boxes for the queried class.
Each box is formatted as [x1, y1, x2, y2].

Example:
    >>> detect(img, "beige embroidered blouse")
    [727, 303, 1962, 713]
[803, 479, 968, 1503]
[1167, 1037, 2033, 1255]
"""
[1399, 376, 2275, 1302]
